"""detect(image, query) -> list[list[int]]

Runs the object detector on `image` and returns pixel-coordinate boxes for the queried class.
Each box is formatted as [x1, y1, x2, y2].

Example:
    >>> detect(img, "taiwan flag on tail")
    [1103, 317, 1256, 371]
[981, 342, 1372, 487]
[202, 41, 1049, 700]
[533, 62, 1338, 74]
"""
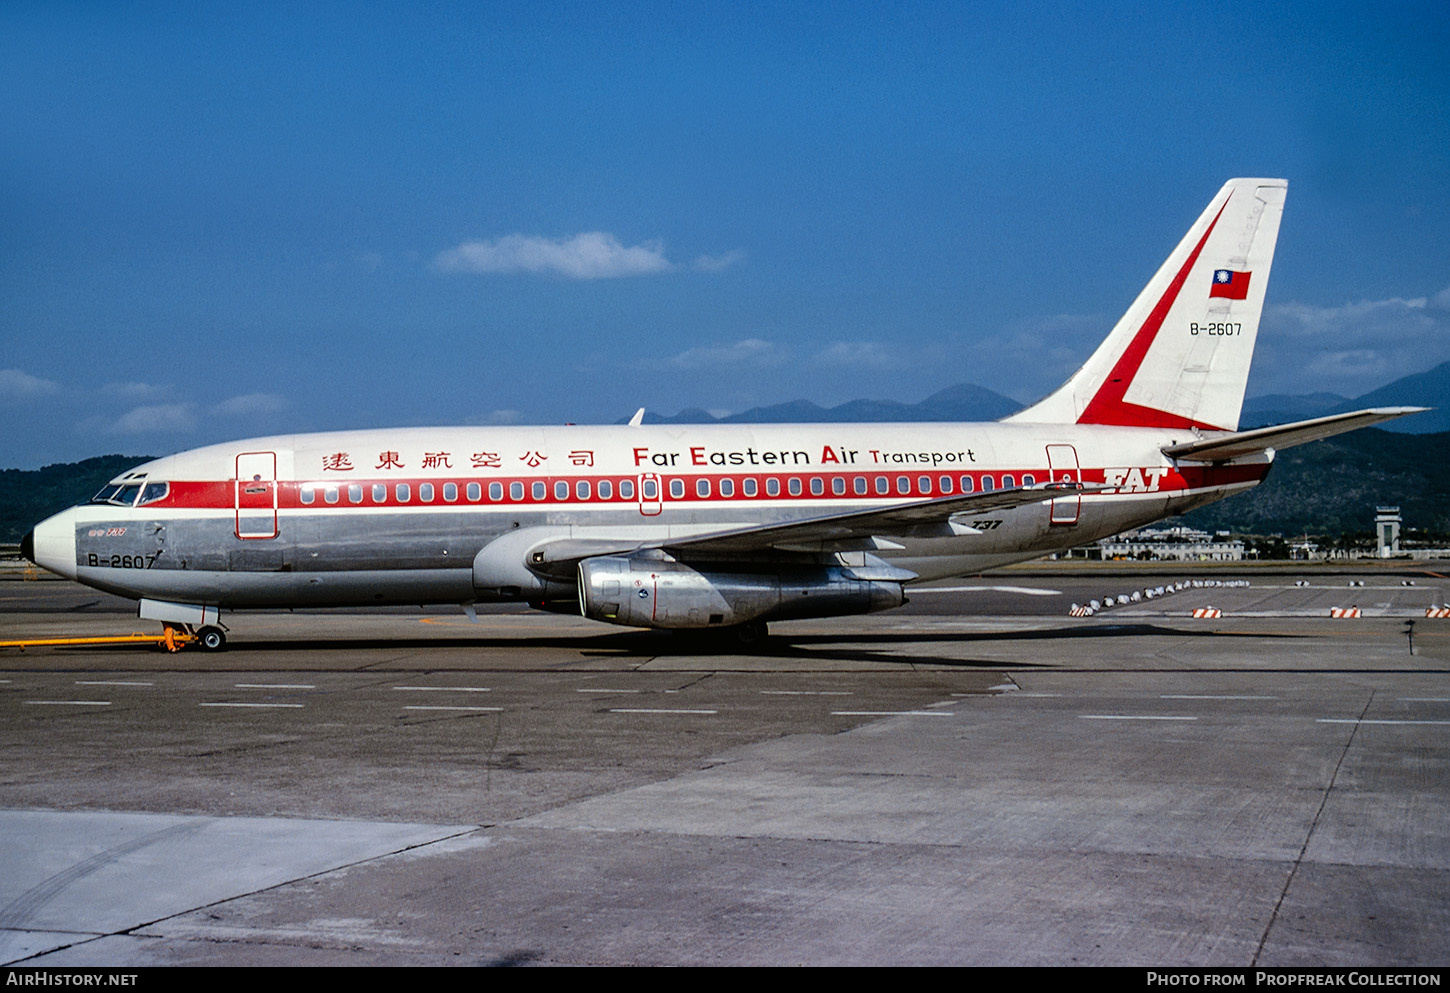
[1209, 269, 1251, 299]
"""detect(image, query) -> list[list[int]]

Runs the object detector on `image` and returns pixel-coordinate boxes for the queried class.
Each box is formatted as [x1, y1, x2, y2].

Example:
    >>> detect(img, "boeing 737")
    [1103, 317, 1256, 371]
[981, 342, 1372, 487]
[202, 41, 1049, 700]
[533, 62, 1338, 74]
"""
[21, 179, 1424, 649]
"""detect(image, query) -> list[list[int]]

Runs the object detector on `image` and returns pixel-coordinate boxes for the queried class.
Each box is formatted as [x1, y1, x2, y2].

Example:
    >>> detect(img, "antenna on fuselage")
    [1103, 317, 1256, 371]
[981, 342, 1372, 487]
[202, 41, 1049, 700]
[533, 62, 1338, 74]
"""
[628, 408, 645, 427]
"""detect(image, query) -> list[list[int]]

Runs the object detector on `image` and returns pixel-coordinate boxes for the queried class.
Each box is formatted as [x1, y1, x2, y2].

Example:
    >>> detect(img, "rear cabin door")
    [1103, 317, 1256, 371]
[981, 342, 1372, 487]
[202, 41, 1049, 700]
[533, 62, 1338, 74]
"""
[1045, 444, 1081, 525]
[235, 451, 279, 539]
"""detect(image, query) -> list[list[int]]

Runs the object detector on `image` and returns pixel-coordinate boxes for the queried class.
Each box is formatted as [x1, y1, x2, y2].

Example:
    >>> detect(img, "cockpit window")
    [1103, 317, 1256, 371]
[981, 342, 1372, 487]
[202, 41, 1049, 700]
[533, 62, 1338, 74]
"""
[113, 484, 144, 506]
[136, 481, 169, 506]
[91, 484, 122, 504]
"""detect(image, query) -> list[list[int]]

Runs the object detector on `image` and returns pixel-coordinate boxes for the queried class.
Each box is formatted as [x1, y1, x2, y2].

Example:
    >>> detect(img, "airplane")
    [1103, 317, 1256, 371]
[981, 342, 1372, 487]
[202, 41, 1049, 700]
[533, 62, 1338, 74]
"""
[21, 178, 1424, 650]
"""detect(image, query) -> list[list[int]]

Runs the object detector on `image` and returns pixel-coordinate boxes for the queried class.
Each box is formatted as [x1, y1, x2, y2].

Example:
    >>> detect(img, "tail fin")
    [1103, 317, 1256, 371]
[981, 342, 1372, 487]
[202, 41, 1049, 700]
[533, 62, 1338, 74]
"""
[1006, 178, 1287, 432]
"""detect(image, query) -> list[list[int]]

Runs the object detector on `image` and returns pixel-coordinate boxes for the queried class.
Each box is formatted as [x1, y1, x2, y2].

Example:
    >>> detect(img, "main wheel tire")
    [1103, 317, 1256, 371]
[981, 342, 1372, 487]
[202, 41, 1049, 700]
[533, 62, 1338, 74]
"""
[196, 626, 227, 651]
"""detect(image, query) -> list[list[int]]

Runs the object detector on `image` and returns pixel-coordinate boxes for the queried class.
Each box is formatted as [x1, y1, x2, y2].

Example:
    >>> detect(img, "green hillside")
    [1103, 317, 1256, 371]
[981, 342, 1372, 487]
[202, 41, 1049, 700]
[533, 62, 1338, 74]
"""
[0, 455, 153, 543]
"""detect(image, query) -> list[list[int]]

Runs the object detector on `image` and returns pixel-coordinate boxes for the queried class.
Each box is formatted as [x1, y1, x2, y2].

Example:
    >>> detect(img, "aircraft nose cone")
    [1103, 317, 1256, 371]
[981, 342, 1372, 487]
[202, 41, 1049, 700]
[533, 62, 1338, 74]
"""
[28, 509, 79, 580]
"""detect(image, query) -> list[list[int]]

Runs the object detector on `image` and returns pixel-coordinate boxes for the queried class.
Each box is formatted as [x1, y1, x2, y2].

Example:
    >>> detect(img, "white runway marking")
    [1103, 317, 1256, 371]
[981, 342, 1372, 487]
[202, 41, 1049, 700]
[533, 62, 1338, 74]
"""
[394, 685, 491, 692]
[831, 710, 954, 717]
[576, 688, 641, 693]
[76, 680, 153, 687]
[24, 700, 111, 706]
[760, 690, 853, 696]
[1316, 718, 1450, 726]
[1160, 694, 1277, 700]
[609, 708, 717, 715]
[236, 683, 315, 689]
[199, 702, 304, 709]
[403, 705, 502, 712]
[1080, 714, 1197, 721]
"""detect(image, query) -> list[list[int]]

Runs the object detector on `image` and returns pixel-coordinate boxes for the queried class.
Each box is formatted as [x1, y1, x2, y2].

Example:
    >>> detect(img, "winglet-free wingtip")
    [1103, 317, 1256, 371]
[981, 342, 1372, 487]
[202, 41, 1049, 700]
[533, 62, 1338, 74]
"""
[628, 408, 646, 427]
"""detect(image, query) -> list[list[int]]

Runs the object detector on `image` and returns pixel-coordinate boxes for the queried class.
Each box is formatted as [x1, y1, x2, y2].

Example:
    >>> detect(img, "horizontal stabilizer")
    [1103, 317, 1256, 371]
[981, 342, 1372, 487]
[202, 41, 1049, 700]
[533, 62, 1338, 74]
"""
[1161, 407, 1428, 463]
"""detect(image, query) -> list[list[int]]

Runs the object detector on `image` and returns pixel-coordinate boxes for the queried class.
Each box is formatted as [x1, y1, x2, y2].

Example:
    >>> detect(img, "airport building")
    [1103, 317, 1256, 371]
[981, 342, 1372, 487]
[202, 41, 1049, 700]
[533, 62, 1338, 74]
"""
[1095, 526, 1245, 562]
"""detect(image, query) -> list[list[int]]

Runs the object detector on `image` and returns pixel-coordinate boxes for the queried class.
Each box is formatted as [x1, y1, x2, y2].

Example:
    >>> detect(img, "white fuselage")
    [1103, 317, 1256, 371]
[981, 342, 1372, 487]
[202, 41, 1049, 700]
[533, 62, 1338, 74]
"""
[28, 420, 1269, 612]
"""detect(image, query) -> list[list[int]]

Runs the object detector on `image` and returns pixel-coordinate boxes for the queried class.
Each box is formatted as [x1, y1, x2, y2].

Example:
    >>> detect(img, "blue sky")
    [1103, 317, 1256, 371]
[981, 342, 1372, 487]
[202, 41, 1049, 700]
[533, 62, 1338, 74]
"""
[2, 1, 1447, 467]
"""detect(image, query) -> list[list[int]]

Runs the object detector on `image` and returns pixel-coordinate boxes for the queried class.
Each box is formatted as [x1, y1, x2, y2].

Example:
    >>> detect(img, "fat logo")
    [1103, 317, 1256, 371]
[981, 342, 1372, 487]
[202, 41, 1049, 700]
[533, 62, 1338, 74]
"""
[1103, 467, 1166, 493]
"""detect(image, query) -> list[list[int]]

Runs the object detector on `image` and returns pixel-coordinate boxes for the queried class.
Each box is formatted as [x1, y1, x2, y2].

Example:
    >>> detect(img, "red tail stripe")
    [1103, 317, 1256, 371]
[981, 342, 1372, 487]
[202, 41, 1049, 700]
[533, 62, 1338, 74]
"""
[1077, 195, 1232, 430]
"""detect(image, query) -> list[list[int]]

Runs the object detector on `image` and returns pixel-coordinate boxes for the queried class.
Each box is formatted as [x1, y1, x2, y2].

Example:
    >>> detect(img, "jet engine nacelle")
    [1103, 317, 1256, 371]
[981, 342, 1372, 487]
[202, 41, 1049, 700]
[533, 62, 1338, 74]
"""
[577, 554, 906, 630]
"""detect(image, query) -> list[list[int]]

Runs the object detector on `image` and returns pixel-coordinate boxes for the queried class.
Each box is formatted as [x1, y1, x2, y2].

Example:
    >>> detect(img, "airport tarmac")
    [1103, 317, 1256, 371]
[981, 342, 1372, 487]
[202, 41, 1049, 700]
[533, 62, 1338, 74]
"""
[1, 569, 1447, 966]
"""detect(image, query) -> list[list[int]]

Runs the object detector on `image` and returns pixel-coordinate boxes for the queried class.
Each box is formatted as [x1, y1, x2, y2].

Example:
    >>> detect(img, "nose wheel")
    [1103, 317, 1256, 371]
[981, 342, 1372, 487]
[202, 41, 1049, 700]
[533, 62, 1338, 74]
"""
[160, 622, 228, 652]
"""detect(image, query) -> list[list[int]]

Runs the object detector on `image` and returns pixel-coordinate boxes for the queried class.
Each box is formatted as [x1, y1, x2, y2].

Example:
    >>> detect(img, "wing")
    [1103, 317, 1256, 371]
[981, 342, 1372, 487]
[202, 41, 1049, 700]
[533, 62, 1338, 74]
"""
[526, 482, 1093, 575]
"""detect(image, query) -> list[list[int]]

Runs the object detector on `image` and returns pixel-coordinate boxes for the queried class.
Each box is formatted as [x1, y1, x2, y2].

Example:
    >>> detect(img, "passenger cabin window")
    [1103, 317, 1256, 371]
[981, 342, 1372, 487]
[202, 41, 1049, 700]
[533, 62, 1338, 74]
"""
[532, 481, 546, 500]
[788, 477, 802, 496]
[373, 484, 387, 503]
[939, 475, 953, 494]
[696, 479, 710, 498]
[960, 475, 974, 493]
[443, 482, 458, 502]
[555, 480, 569, 500]
[719, 478, 734, 497]
[854, 477, 868, 496]
[598, 480, 613, 499]
[811, 477, 825, 496]
[669, 479, 685, 499]
[918, 476, 931, 494]
[324, 487, 339, 504]
[896, 476, 910, 495]
[300, 486, 316, 505]
[1022, 474, 1036, 486]
[1002, 474, 1015, 489]
[743, 478, 757, 497]
[466, 482, 481, 502]
[641, 477, 658, 500]
[875, 476, 889, 495]
[419, 483, 435, 502]
[981, 476, 995, 491]
[576, 480, 591, 500]
[832, 477, 845, 496]
[348, 484, 363, 504]
[765, 478, 780, 497]
[396, 483, 411, 502]
[619, 479, 634, 499]
[488, 482, 502, 501]
[510, 482, 524, 501]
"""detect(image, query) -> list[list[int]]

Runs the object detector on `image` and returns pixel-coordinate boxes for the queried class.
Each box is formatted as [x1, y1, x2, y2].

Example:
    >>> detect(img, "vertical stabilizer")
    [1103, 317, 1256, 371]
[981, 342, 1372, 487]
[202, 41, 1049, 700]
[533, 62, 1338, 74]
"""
[1006, 178, 1286, 431]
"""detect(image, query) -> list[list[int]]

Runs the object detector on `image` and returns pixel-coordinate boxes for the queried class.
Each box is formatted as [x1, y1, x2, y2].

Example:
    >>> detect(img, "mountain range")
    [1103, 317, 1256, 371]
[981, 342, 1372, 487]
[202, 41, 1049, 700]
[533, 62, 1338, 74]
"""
[635, 361, 1448, 433]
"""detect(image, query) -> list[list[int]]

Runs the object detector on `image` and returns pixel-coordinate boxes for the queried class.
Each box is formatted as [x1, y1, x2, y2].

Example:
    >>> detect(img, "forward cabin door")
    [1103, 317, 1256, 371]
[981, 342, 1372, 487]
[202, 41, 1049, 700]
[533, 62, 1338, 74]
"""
[235, 451, 279, 539]
[1045, 444, 1081, 525]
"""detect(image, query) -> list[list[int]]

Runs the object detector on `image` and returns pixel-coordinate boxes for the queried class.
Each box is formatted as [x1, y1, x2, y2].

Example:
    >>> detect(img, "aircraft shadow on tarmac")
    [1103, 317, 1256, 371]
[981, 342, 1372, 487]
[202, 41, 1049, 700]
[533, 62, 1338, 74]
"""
[52, 622, 1310, 670]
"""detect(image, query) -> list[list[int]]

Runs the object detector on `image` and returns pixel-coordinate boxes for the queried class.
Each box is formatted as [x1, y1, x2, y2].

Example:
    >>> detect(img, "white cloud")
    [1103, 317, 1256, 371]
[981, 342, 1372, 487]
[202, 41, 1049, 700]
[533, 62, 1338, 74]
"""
[0, 369, 60, 402]
[693, 250, 746, 273]
[102, 381, 169, 401]
[436, 232, 673, 279]
[211, 393, 290, 416]
[106, 403, 197, 435]
[645, 338, 789, 371]
[1252, 288, 1450, 396]
[812, 341, 908, 370]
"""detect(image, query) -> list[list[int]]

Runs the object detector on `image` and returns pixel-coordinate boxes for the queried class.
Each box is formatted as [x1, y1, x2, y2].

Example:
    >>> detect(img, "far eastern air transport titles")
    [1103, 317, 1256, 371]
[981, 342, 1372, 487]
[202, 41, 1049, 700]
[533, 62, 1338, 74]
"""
[23, 179, 1424, 648]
